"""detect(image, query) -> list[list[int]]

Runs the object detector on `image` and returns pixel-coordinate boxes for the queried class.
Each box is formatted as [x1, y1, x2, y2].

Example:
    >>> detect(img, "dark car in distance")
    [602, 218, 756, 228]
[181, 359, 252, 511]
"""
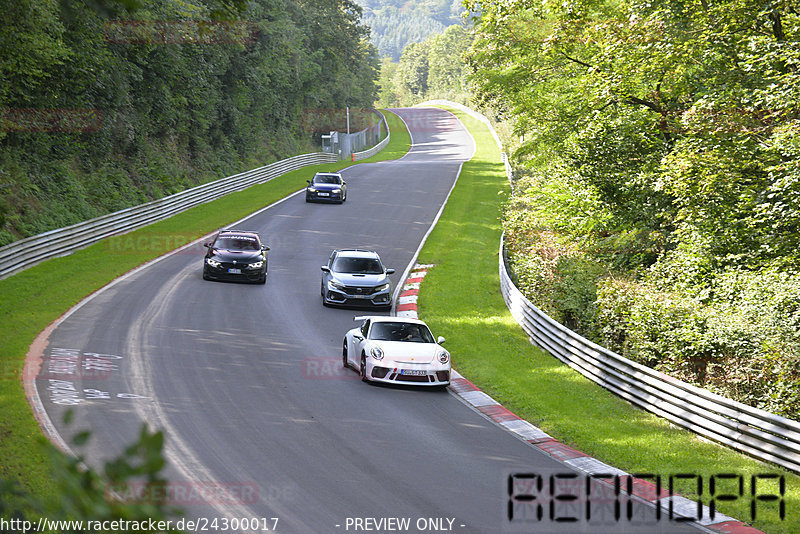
[202, 230, 269, 284]
[306, 172, 347, 203]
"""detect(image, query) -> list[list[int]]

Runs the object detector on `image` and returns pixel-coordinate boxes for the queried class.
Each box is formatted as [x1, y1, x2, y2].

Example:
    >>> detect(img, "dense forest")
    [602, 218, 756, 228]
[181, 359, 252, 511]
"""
[464, 0, 800, 418]
[355, 0, 465, 60]
[376, 24, 473, 107]
[0, 0, 378, 246]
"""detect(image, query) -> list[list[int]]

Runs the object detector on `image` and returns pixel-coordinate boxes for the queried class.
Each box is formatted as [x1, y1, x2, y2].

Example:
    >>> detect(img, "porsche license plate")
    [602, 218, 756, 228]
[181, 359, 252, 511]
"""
[401, 369, 426, 376]
[228, 268, 241, 274]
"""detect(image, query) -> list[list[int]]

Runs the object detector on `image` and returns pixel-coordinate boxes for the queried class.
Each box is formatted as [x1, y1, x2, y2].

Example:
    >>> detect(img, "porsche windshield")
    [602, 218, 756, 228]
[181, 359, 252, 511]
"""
[369, 322, 435, 343]
[215, 236, 259, 251]
[332, 257, 383, 274]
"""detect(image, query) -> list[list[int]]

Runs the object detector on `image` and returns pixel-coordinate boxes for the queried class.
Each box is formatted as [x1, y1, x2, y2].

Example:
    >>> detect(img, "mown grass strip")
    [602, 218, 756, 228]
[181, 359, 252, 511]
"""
[415, 106, 799, 534]
[0, 110, 411, 501]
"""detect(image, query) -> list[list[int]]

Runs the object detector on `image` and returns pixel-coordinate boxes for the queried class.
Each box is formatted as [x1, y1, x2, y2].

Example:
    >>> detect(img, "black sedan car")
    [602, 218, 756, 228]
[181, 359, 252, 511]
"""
[202, 230, 269, 284]
[305, 172, 346, 203]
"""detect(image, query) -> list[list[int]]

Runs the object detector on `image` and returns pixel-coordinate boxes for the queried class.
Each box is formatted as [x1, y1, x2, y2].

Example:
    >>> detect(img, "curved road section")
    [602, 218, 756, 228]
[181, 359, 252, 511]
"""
[31, 108, 699, 533]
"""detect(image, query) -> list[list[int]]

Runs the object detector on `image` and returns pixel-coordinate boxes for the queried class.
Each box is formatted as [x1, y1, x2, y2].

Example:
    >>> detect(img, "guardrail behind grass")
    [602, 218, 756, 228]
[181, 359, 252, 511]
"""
[0, 152, 337, 280]
[352, 112, 390, 161]
[429, 98, 800, 474]
[499, 236, 800, 474]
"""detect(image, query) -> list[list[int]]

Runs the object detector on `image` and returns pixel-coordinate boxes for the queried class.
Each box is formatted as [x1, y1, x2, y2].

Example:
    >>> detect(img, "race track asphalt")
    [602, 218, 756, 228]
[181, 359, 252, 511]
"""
[33, 107, 701, 534]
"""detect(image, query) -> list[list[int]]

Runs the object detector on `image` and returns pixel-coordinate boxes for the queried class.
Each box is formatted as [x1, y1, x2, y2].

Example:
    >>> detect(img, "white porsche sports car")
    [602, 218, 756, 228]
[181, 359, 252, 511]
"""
[343, 316, 451, 386]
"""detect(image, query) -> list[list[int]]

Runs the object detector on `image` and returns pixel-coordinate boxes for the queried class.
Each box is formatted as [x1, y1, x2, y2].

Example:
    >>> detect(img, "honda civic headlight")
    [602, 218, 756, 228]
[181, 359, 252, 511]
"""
[437, 350, 450, 364]
[329, 280, 346, 291]
[375, 283, 390, 292]
[370, 346, 384, 360]
[206, 258, 221, 268]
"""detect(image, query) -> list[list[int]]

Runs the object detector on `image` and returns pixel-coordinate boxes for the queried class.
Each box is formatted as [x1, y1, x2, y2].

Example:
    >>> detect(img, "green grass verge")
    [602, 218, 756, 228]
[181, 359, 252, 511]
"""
[415, 106, 799, 534]
[0, 110, 411, 501]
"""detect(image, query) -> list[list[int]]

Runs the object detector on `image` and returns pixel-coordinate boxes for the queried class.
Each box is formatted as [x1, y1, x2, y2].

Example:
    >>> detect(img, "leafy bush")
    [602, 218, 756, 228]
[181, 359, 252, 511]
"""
[595, 272, 800, 418]
[1, 420, 184, 533]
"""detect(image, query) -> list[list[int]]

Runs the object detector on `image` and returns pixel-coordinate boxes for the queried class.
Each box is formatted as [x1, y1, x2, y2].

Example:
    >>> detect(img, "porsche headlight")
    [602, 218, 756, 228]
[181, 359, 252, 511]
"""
[370, 346, 384, 360]
[437, 350, 450, 364]
[247, 260, 264, 269]
[206, 258, 221, 268]
[375, 283, 390, 292]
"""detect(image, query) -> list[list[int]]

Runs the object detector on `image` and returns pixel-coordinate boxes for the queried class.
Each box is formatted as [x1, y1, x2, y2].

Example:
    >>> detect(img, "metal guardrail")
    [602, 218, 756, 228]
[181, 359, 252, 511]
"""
[499, 235, 800, 473]
[353, 112, 390, 161]
[0, 152, 338, 280]
[426, 98, 800, 473]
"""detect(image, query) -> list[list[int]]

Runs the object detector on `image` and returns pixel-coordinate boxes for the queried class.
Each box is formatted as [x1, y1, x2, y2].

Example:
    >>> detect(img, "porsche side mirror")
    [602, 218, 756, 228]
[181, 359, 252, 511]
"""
[437, 336, 446, 345]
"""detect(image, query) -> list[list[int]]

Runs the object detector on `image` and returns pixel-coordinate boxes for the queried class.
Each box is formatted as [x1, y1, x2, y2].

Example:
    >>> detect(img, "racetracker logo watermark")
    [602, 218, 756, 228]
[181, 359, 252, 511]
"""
[105, 233, 205, 255]
[104, 20, 259, 45]
[301, 357, 358, 380]
[300, 108, 382, 133]
[505, 471, 786, 527]
[107, 481, 260, 506]
[0, 108, 102, 133]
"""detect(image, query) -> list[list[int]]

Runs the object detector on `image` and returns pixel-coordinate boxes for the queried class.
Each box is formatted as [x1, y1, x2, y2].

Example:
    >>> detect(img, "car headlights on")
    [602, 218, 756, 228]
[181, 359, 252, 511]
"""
[370, 346, 384, 360]
[308, 187, 317, 192]
[328, 280, 346, 291]
[375, 283, 390, 292]
[331, 188, 341, 194]
[206, 258, 221, 268]
[437, 350, 450, 364]
[247, 260, 264, 269]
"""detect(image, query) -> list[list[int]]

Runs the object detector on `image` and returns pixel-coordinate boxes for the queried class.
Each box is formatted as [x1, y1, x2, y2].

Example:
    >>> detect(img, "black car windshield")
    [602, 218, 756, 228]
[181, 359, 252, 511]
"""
[313, 174, 341, 185]
[215, 236, 259, 251]
[332, 257, 382, 274]
[369, 322, 435, 343]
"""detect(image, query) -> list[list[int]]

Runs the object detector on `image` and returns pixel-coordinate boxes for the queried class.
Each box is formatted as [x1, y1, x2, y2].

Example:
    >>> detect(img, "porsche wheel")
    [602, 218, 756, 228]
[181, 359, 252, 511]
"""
[360, 353, 368, 382]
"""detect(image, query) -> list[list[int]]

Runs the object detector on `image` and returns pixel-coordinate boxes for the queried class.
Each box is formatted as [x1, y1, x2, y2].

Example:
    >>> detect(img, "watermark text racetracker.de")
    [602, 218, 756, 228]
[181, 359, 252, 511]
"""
[104, 20, 258, 45]
[0, 517, 279, 533]
[105, 233, 205, 256]
[0, 108, 102, 133]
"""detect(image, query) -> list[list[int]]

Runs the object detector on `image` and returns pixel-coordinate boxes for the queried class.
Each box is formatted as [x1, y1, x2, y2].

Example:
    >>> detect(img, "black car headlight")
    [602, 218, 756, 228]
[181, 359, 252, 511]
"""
[247, 260, 264, 269]
[307, 187, 317, 192]
[206, 258, 221, 268]
[331, 188, 341, 194]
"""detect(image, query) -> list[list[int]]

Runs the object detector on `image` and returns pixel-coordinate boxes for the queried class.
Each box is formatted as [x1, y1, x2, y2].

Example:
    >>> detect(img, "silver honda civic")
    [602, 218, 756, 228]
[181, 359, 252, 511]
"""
[321, 249, 395, 308]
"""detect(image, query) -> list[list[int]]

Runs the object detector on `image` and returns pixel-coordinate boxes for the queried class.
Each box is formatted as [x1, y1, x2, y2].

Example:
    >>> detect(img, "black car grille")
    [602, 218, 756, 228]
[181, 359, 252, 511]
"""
[220, 262, 250, 270]
[342, 285, 381, 295]
[393, 373, 432, 383]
